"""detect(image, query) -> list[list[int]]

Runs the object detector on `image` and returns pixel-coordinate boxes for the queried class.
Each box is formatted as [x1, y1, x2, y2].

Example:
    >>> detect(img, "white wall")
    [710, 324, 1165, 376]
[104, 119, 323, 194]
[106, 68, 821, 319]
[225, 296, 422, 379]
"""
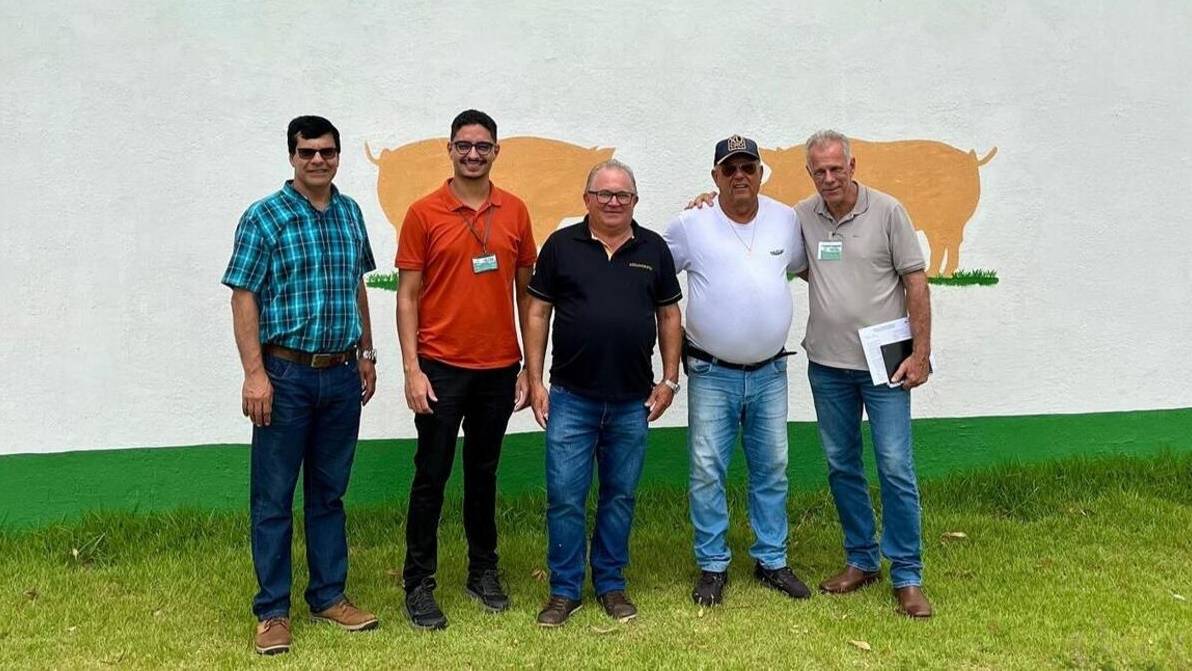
[3, 1, 1190, 455]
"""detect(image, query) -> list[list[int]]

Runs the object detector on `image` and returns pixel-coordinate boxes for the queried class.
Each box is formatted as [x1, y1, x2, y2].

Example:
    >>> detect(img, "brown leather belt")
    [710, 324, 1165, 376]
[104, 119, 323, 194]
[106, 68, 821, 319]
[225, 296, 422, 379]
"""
[263, 344, 356, 369]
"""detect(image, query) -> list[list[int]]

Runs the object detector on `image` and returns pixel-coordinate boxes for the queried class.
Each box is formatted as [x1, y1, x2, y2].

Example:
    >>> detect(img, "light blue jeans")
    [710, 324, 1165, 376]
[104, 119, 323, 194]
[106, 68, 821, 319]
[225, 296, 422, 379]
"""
[545, 385, 649, 600]
[687, 356, 790, 573]
[807, 361, 923, 588]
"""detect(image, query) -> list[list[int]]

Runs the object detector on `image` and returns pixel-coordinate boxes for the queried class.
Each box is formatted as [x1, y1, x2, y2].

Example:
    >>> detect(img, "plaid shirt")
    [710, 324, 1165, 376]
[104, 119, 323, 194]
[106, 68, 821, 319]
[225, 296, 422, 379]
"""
[222, 182, 377, 353]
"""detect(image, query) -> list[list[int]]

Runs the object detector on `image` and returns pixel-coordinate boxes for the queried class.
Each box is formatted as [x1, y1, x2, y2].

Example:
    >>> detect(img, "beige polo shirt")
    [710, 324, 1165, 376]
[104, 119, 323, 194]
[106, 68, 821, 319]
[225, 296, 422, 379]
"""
[794, 183, 925, 371]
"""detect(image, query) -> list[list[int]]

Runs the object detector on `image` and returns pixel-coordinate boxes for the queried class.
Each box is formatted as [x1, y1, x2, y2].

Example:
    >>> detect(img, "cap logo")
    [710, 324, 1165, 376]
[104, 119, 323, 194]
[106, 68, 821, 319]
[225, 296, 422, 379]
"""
[726, 135, 747, 151]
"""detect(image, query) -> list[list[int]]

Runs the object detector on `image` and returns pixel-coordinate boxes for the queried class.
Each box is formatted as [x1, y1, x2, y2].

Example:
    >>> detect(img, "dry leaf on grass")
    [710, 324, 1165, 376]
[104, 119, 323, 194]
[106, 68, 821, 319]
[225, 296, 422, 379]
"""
[849, 640, 872, 651]
[590, 625, 618, 635]
[22, 589, 38, 601]
[384, 568, 401, 578]
[531, 568, 548, 582]
[941, 531, 968, 541]
[1173, 593, 1187, 602]
[152, 609, 164, 618]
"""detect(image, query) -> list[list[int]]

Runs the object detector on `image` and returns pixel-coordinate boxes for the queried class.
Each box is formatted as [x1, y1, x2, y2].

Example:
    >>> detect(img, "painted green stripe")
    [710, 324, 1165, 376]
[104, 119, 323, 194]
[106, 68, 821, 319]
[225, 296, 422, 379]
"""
[1, 408, 1189, 529]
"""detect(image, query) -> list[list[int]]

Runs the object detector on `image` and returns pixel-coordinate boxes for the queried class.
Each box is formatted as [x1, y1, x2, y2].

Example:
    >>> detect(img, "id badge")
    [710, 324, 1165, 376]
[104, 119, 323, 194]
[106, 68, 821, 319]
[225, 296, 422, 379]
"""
[818, 240, 843, 261]
[472, 254, 498, 274]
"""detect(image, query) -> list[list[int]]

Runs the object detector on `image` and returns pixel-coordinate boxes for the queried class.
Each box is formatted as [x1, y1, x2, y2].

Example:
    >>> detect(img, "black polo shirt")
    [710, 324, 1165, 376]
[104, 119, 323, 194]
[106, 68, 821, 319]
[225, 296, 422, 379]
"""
[529, 219, 682, 401]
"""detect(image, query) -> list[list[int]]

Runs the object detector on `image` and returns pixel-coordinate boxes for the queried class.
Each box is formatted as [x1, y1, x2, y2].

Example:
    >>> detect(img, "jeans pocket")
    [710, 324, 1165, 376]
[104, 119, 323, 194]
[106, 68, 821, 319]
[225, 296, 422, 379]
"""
[772, 357, 789, 374]
[687, 357, 712, 376]
[264, 355, 295, 382]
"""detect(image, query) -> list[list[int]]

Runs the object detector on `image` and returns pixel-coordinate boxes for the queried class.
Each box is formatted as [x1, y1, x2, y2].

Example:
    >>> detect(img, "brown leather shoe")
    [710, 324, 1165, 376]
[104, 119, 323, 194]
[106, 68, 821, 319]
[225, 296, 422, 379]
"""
[311, 598, 380, 631]
[819, 566, 882, 594]
[894, 586, 933, 618]
[536, 595, 582, 628]
[254, 617, 291, 655]
[597, 590, 638, 622]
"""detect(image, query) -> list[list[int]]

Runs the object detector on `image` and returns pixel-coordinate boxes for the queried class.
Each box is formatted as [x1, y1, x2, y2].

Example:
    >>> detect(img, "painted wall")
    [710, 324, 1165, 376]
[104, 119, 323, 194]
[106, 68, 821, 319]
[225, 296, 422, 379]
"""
[3, 1, 1191, 456]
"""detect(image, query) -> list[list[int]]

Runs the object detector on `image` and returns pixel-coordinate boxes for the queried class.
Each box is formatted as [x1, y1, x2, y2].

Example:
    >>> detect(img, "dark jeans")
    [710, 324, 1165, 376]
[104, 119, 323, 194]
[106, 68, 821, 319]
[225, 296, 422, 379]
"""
[403, 357, 519, 589]
[251, 354, 362, 620]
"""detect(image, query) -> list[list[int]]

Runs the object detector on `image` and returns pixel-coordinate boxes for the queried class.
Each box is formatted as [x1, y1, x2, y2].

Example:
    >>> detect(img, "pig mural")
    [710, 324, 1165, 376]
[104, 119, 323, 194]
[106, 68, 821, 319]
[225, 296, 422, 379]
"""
[760, 140, 997, 277]
[366, 137, 614, 246]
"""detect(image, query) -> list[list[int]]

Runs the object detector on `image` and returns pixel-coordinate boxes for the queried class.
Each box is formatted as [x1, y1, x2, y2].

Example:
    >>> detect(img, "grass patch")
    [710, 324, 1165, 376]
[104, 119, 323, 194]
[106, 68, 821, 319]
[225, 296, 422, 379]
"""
[365, 271, 398, 292]
[1, 453, 1189, 669]
[928, 269, 999, 286]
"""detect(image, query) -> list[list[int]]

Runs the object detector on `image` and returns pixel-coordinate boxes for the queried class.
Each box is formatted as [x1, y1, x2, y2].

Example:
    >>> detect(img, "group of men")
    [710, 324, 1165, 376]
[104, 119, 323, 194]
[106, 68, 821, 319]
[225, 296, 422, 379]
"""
[223, 110, 933, 656]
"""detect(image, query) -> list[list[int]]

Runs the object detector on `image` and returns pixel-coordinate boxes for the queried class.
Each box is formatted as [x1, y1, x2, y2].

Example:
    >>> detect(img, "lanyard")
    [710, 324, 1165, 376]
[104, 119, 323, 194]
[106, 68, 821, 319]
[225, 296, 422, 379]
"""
[460, 207, 495, 254]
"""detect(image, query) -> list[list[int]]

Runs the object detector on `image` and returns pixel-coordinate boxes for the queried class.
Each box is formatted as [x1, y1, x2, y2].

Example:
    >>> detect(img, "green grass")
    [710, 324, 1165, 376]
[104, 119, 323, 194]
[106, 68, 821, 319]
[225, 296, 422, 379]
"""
[1, 454, 1189, 670]
[364, 271, 398, 292]
[927, 269, 999, 286]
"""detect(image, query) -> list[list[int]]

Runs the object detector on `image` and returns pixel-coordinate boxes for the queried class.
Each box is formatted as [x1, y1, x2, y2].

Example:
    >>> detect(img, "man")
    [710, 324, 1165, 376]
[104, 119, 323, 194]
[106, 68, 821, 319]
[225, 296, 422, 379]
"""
[524, 159, 682, 627]
[223, 115, 379, 656]
[395, 109, 537, 630]
[664, 135, 811, 608]
[795, 130, 934, 618]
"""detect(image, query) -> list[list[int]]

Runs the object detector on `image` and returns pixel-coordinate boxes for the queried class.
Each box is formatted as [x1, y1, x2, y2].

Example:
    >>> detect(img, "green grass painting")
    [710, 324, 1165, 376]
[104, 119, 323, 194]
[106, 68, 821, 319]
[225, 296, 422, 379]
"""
[365, 271, 398, 292]
[1, 453, 1188, 669]
[927, 269, 999, 286]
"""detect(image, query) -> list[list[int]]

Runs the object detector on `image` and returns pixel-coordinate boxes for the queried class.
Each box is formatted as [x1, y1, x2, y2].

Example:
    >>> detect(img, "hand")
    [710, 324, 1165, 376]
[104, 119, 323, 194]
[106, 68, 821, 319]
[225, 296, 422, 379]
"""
[242, 368, 273, 427]
[644, 382, 676, 421]
[513, 369, 530, 412]
[358, 358, 377, 406]
[404, 368, 437, 414]
[529, 380, 550, 429]
[891, 353, 931, 390]
[685, 192, 718, 210]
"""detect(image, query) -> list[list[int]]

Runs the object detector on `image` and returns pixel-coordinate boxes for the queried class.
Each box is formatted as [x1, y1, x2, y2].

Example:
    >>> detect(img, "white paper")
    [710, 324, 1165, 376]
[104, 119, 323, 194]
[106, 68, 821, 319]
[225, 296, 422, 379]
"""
[857, 317, 935, 387]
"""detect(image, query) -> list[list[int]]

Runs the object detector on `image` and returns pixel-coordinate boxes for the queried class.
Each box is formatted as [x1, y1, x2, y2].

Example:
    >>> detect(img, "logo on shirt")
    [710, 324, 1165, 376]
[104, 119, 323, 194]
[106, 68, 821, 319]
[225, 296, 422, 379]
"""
[769, 249, 784, 255]
[628, 262, 654, 271]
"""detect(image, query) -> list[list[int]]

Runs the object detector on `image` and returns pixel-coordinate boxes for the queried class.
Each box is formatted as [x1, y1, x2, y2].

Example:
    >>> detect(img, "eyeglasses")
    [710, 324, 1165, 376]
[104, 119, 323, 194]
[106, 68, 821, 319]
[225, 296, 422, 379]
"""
[295, 147, 339, 160]
[718, 161, 759, 178]
[586, 190, 636, 205]
[452, 141, 495, 156]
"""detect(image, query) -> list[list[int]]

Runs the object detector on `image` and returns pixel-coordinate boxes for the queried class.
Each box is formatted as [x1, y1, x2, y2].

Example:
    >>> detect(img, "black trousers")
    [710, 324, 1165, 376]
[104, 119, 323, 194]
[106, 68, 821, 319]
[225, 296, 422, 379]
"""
[403, 357, 519, 589]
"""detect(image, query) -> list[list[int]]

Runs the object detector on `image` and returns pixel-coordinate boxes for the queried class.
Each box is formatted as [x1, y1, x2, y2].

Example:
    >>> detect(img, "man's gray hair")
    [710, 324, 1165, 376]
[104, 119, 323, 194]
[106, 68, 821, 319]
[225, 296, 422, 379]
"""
[585, 158, 638, 192]
[804, 130, 852, 164]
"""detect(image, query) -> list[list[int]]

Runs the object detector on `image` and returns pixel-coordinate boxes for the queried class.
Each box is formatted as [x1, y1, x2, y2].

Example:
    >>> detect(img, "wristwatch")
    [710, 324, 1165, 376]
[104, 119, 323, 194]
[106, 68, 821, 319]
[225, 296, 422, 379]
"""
[662, 378, 680, 393]
[359, 348, 378, 362]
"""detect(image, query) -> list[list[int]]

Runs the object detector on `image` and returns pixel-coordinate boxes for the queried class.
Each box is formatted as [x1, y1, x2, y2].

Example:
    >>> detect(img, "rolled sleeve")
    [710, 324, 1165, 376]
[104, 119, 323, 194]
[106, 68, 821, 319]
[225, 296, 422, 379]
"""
[890, 203, 926, 275]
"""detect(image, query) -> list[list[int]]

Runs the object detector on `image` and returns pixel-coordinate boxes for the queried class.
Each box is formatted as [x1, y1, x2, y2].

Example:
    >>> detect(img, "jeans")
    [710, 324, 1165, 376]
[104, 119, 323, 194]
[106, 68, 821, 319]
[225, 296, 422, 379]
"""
[686, 356, 790, 572]
[807, 361, 923, 588]
[403, 358, 519, 589]
[250, 354, 362, 620]
[545, 385, 649, 600]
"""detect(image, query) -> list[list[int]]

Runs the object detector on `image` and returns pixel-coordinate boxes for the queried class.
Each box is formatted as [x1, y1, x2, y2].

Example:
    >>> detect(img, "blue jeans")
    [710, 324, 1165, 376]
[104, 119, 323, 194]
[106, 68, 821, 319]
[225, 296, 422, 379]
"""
[807, 361, 923, 588]
[250, 354, 362, 620]
[545, 386, 649, 600]
[687, 356, 790, 572]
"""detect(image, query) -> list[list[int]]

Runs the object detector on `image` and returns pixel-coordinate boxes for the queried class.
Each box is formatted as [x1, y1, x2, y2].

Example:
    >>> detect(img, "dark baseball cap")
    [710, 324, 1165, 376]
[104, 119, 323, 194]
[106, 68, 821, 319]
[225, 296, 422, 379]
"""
[714, 135, 761, 165]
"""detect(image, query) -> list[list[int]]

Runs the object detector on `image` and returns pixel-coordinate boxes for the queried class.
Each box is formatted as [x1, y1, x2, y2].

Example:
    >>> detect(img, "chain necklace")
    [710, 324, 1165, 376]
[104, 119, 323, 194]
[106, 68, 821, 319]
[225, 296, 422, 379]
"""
[725, 215, 758, 255]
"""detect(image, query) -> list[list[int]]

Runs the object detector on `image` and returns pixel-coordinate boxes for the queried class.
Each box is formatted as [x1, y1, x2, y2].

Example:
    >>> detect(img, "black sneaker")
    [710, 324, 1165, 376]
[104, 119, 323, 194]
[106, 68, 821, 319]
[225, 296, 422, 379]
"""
[692, 570, 728, 606]
[536, 595, 582, 628]
[754, 563, 812, 600]
[466, 569, 510, 612]
[405, 578, 448, 630]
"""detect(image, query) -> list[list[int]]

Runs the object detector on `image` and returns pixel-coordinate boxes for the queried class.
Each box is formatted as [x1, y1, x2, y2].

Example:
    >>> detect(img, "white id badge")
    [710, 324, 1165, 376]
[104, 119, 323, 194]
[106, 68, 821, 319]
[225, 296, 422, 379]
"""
[472, 254, 498, 274]
[818, 240, 843, 261]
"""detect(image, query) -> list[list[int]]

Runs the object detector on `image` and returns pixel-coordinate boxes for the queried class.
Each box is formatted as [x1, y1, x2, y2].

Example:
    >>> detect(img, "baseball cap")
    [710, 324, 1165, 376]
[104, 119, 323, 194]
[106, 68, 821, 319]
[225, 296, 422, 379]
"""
[713, 135, 760, 165]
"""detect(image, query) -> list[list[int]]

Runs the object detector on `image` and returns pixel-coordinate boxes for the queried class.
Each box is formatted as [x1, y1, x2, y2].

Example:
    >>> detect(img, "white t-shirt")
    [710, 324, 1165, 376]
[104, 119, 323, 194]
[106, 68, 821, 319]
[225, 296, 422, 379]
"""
[664, 195, 807, 364]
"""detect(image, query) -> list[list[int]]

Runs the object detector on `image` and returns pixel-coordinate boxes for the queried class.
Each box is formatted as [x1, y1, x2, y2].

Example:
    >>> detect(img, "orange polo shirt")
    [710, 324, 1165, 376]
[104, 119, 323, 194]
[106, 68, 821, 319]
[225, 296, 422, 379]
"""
[396, 180, 537, 369]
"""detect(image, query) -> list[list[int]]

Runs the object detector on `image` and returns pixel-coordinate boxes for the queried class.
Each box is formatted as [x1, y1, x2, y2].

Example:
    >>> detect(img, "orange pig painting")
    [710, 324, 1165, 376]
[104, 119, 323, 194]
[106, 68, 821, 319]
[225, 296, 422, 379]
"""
[760, 140, 997, 277]
[367, 137, 614, 246]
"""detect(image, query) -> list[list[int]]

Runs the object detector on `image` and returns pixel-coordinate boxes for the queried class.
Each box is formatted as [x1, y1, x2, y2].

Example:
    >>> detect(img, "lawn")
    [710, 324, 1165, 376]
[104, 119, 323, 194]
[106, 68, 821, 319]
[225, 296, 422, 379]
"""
[1, 453, 1189, 670]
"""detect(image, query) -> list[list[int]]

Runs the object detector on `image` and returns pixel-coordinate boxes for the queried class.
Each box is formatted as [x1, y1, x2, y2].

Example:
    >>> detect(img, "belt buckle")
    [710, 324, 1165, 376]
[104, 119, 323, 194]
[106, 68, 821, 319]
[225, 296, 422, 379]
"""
[310, 353, 335, 368]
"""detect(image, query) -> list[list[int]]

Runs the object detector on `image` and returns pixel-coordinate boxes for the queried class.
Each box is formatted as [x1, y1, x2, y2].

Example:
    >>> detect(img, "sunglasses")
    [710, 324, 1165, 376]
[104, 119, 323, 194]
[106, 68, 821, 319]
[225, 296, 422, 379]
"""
[718, 162, 759, 178]
[295, 147, 340, 160]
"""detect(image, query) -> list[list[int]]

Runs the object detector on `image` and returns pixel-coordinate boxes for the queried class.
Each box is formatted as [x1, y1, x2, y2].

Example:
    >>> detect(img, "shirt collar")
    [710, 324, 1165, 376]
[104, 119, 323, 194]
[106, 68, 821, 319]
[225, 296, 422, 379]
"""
[438, 179, 504, 212]
[282, 180, 340, 208]
[574, 216, 640, 241]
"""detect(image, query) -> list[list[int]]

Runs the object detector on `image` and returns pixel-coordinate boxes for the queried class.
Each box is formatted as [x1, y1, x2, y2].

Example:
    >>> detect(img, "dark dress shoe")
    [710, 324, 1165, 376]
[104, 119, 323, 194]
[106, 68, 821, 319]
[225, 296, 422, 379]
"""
[754, 563, 812, 600]
[894, 586, 933, 618]
[818, 566, 882, 594]
[536, 595, 582, 627]
[597, 590, 638, 622]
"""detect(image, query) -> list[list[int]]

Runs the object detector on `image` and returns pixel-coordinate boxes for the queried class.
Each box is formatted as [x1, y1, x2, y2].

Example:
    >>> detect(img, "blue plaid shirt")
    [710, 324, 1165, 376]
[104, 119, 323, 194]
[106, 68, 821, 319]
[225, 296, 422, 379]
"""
[222, 182, 377, 353]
